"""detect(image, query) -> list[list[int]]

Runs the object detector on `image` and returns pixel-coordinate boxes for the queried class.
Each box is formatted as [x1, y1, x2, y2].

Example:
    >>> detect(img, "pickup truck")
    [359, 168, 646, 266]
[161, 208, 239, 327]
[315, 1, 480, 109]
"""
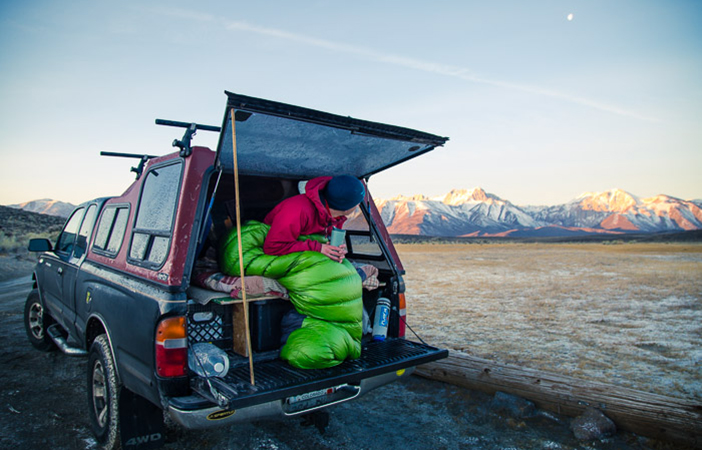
[25, 92, 449, 450]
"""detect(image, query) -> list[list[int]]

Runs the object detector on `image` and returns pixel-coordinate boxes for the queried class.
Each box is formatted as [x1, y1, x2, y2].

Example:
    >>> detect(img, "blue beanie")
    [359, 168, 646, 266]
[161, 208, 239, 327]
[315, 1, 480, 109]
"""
[324, 175, 365, 211]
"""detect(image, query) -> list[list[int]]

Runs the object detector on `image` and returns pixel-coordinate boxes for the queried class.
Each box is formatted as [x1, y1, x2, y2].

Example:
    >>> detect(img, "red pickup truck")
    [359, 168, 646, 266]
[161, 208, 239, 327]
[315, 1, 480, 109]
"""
[26, 92, 449, 449]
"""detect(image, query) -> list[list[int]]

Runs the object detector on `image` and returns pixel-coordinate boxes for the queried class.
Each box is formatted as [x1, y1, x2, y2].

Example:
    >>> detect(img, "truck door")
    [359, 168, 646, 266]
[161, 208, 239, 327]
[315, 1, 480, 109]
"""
[40, 205, 97, 337]
[61, 204, 98, 334]
[40, 207, 85, 331]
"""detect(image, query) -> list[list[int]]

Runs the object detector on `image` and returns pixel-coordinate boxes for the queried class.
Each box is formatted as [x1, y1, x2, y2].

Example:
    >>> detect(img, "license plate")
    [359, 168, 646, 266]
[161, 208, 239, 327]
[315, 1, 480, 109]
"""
[286, 385, 345, 405]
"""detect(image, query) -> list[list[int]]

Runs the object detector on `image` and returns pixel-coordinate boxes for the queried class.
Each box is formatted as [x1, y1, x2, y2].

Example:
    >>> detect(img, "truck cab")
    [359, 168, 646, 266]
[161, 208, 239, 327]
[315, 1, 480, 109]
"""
[26, 92, 449, 449]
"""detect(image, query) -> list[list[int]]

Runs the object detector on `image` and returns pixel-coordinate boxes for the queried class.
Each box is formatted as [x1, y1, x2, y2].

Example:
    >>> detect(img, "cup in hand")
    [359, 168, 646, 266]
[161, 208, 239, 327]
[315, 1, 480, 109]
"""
[330, 227, 346, 247]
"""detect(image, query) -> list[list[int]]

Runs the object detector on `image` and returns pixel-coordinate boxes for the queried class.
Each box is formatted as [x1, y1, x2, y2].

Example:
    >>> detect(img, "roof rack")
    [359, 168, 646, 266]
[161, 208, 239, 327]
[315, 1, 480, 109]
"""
[100, 152, 158, 179]
[155, 119, 221, 157]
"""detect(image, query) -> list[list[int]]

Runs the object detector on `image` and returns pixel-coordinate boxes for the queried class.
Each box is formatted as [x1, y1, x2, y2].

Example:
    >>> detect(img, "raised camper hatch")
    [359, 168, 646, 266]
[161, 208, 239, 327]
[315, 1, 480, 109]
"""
[215, 92, 449, 179]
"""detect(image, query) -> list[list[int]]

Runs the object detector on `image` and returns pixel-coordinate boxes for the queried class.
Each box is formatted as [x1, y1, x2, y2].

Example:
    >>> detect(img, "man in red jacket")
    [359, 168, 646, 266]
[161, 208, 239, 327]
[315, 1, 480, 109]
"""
[263, 175, 365, 262]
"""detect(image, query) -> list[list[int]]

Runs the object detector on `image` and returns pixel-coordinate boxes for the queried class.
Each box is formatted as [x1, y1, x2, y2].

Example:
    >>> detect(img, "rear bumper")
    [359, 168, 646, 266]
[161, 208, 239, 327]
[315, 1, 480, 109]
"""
[167, 368, 413, 429]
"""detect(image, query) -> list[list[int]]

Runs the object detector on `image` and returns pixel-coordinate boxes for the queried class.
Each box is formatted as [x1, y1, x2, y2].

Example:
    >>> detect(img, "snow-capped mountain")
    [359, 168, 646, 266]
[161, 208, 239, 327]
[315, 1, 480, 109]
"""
[372, 188, 702, 237]
[532, 189, 702, 232]
[9, 190, 701, 237]
[634, 194, 702, 231]
[8, 199, 75, 218]
[376, 188, 544, 237]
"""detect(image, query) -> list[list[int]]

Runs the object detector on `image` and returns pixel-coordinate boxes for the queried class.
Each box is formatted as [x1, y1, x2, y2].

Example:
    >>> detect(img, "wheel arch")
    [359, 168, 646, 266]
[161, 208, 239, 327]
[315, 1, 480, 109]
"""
[31, 271, 38, 290]
[86, 314, 120, 381]
[31, 273, 45, 304]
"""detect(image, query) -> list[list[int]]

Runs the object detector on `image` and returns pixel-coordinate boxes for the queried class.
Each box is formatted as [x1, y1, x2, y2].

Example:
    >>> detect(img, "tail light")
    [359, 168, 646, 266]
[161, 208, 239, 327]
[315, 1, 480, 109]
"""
[397, 293, 406, 338]
[155, 316, 187, 377]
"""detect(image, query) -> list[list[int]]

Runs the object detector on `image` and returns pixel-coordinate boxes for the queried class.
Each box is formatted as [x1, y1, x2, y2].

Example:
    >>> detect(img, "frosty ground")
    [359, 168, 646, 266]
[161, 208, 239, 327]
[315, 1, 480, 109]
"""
[398, 242, 702, 402]
[0, 243, 697, 449]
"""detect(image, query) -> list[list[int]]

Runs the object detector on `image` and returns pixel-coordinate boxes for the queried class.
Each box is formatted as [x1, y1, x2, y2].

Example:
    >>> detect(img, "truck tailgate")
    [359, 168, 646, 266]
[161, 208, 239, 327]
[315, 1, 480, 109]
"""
[175, 338, 447, 412]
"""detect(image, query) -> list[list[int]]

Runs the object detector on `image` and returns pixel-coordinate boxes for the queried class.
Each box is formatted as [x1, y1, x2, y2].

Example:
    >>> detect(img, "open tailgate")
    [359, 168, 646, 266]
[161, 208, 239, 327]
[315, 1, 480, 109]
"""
[173, 338, 447, 412]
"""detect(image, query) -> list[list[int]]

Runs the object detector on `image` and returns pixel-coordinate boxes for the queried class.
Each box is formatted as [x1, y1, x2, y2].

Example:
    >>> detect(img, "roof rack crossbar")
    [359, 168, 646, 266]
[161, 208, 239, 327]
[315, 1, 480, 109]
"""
[100, 152, 158, 180]
[155, 119, 222, 157]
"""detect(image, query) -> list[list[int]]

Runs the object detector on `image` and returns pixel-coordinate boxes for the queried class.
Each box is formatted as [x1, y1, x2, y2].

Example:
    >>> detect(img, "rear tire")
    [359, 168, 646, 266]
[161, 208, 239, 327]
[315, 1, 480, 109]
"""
[24, 289, 56, 351]
[88, 334, 121, 450]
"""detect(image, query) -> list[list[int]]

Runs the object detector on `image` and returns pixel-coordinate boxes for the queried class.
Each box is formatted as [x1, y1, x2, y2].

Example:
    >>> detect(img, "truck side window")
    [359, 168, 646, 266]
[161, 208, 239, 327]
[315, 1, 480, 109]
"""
[73, 204, 97, 259]
[348, 233, 383, 257]
[129, 161, 182, 267]
[56, 208, 86, 256]
[345, 208, 383, 257]
[93, 205, 130, 257]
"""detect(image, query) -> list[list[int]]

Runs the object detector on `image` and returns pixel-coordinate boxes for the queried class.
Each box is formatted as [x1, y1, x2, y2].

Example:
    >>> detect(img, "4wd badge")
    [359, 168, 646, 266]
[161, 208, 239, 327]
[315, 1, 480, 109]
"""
[207, 410, 236, 421]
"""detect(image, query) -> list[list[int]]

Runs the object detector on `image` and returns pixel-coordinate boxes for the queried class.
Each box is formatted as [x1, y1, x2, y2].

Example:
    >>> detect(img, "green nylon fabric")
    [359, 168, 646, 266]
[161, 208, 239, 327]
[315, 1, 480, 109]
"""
[219, 221, 362, 369]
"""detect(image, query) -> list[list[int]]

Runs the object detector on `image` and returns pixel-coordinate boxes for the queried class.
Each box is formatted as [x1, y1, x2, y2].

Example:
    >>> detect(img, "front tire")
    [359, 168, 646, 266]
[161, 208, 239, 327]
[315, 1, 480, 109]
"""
[24, 289, 56, 351]
[88, 334, 121, 450]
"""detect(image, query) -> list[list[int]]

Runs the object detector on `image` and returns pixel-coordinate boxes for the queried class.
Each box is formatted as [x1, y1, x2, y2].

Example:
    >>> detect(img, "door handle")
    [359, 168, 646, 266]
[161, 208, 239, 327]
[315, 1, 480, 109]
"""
[58, 267, 63, 275]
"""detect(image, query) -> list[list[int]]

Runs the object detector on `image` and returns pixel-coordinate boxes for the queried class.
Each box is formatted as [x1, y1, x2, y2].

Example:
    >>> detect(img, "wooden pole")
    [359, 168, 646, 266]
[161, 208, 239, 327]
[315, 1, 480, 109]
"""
[415, 351, 702, 447]
[230, 108, 255, 385]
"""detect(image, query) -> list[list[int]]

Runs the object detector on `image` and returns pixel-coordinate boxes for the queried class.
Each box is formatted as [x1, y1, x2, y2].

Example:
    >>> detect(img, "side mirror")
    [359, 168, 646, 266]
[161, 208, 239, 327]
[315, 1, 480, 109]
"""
[28, 238, 53, 252]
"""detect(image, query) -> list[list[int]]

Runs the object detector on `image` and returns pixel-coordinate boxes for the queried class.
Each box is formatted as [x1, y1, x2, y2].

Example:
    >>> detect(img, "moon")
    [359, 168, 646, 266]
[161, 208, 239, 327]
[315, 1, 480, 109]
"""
[567, 13, 574, 21]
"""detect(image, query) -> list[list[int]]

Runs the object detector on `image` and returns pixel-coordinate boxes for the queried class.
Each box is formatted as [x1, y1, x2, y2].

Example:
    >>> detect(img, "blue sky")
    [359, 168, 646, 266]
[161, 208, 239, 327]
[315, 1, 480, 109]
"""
[1, 1, 700, 206]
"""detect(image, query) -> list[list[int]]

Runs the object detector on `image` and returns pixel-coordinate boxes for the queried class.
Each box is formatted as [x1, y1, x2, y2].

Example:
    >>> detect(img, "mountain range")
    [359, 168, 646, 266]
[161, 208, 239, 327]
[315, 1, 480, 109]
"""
[7, 189, 702, 237]
[373, 188, 702, 237]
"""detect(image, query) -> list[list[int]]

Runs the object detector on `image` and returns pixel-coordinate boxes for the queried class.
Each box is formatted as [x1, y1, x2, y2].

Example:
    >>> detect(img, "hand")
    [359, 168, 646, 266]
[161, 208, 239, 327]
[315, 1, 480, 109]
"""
[321, 244, 347, 263]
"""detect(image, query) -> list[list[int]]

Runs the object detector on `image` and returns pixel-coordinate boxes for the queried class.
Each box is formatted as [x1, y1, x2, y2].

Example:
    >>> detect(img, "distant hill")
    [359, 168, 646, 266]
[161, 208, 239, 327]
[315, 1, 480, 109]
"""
[0, 205, 65, 256]
[8, 198, 75, 218]
[0, 205, 65, 234]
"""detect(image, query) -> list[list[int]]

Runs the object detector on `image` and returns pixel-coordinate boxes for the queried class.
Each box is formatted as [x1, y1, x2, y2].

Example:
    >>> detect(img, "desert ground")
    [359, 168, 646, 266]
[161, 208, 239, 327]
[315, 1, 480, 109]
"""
[2, 274, 674, 450]
[0, 241, 698, 449]
[397, 242, 702, 402]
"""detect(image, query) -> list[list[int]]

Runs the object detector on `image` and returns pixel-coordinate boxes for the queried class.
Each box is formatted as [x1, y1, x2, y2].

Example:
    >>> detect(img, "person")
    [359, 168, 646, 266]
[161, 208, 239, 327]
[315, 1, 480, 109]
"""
[263, 175, 365, 262]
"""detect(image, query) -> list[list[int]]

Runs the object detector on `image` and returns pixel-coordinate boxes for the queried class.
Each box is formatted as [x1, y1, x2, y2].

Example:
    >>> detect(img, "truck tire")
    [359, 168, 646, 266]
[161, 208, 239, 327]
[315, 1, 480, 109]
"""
[88, 334, 121, 450]
[24, 289, 56, 351]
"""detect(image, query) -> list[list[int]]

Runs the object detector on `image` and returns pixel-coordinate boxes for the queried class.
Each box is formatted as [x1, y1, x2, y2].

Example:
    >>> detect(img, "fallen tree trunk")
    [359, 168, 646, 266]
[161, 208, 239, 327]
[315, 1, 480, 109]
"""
[415, 351, 702, 448]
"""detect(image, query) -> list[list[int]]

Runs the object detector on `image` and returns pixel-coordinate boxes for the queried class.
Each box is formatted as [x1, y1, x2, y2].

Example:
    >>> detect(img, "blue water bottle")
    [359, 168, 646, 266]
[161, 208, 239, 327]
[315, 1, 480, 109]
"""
[372, 298, 391, 341]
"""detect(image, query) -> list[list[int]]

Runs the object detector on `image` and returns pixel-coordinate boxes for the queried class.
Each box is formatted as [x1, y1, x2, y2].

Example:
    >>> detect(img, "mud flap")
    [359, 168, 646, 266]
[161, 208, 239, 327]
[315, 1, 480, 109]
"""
[119, 388, 165, 450]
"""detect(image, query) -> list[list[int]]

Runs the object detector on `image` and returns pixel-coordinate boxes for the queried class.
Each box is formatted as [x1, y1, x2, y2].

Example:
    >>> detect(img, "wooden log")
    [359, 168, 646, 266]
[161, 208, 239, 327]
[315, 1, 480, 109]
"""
[415, 351, 702, 448]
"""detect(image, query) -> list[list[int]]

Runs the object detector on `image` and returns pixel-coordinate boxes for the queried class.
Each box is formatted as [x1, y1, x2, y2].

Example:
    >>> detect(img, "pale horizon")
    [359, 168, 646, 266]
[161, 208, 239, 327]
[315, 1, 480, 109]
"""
[1, 1, 700, 207]
[6, 185, 701, 211]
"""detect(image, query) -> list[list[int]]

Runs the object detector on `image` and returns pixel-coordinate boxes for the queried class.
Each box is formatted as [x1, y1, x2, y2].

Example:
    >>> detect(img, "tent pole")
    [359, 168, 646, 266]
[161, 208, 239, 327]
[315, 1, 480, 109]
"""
[230, 108, 255, 385]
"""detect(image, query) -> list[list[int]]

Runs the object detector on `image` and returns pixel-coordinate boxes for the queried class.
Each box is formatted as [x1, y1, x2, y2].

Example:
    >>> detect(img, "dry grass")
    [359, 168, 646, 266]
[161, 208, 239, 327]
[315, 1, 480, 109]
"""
[397, 242, 702, 400]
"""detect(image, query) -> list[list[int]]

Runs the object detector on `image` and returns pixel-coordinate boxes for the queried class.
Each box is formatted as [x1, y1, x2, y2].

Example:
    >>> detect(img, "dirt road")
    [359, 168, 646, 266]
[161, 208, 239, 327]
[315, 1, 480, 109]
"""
[0, 275, 674, 450]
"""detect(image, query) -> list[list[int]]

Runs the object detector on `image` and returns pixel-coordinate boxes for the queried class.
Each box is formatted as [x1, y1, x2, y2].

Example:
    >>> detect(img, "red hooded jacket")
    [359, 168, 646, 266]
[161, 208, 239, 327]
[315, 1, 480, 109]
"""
[263, 176, 347, 255]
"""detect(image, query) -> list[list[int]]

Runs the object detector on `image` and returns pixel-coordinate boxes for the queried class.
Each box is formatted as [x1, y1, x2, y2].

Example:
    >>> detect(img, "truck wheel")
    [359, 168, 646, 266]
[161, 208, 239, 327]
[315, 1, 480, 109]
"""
[24, 289, 56, 351]
[88, 334, 121, 450]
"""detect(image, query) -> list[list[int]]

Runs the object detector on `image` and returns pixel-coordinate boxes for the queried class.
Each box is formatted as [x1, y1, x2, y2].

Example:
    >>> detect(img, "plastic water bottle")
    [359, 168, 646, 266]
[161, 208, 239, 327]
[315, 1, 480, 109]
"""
[188, 343, 230, 378]
[372, 298, 391, 341]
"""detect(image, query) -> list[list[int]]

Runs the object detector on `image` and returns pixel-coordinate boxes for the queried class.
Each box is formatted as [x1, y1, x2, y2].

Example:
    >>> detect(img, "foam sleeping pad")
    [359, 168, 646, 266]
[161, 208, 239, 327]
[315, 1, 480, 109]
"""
[219, 220, 362, 369]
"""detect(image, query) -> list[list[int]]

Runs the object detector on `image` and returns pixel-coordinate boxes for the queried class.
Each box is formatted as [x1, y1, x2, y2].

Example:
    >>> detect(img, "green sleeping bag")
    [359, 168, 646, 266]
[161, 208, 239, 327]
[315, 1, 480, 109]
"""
[219, 221, 362, 369]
